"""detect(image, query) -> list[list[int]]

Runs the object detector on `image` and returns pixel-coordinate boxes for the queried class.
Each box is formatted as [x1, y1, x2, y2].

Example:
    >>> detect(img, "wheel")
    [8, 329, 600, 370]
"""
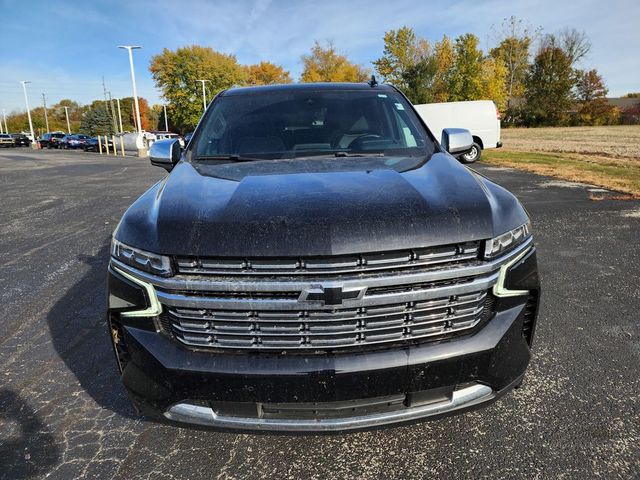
[459, 142, 482, 164]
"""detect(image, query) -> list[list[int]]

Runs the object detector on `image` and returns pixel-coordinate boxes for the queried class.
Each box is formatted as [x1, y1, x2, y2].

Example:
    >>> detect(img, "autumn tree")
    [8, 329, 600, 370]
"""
[245, 61, 292, 85]
[448, 34, 484, 101]
[490, 16, 537, 105]
[150, 45, 247, 130]
[524, 46, 575, 125]
[301, 41, 369, 83]
[574, 69, 618, 124]
[431, 36, 455, 102]
[373, 26, 430, 90]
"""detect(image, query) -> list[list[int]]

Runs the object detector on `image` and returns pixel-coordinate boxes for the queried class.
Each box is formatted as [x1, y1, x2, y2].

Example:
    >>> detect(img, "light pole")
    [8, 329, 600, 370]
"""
[20, 81, 36, 148]
[196, 79, 209, 111]
[116, 98, 124, 133]
[163, 104, 169, 131]
[118, 46, 143, 135]
[2, 109, 8, 134]
[42, 94, 50, 132]
[64, 106, 71, 134]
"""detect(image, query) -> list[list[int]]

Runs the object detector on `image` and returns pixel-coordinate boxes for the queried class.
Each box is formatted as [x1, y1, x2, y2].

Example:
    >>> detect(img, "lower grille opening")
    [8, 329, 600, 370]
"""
[109, 315, 130, 372]
[521, 290, 539, 346]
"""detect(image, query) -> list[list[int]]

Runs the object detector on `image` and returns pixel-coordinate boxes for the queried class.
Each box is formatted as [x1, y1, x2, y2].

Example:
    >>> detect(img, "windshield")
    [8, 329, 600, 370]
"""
[191, 88, 434, 161]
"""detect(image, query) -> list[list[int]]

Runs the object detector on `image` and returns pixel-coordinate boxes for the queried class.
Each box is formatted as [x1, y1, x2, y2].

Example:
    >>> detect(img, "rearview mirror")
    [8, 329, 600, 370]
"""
[150, 139, 181, 172]
[441, 128, 473, 155]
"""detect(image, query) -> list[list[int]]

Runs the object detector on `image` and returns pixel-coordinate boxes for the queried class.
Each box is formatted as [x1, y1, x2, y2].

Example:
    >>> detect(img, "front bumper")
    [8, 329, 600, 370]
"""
[107, 244, 540, 431]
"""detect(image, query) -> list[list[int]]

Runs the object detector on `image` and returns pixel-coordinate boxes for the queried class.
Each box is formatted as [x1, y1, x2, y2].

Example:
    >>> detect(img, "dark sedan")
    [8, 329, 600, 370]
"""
[60, 134, 91, 149]
[11, 134, 31, 147]
[83, 136, 114, 152]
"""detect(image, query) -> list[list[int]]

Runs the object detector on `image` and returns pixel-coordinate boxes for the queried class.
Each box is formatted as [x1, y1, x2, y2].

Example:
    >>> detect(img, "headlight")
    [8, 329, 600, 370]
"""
[111, 238, 173, 276]
[484, 221, 532, 259]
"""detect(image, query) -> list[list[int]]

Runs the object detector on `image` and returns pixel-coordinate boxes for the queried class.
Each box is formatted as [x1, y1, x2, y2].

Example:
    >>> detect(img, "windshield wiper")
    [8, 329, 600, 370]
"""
[334, 151, 385, 157]
[195, 154, 261, 162]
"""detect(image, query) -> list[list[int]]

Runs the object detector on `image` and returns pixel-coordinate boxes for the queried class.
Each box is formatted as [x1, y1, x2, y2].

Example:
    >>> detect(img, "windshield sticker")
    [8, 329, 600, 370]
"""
[395, 103, 405, 111]
[377, 94, 387, 98]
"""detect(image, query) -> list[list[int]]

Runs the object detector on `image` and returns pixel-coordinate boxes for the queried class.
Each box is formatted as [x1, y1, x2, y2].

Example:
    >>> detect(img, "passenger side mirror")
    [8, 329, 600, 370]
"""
[441, 128, 473, 155]
[150, 139, 181, 172]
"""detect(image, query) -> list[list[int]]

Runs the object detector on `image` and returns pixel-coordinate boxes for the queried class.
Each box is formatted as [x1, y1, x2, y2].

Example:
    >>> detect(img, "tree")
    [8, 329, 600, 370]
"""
[431, 36, 455, 102]
[79, 102, 113, 136]
[448, 34, 484, 101]
[490, 16, 537, 103]
[373, 26, 429, 89]
[150, 45, 247, 131]
[401, 56, 438, 104]
[558, 28, 591, 65]
[524, 46, 575, 125]
[301, 41, 369, 83]
[575, 69, 618, 125]
[245, 61, 292, 85]
[480, 57, 508, 110]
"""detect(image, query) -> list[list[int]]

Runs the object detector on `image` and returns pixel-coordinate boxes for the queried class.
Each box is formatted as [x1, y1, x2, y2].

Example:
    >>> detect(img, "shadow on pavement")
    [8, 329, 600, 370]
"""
[0, 389, 61, 480]
[46, 241, 138, 420]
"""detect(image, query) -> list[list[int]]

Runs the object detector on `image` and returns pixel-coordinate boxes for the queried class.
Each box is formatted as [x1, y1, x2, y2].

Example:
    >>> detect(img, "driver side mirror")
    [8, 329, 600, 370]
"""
[150, 139, 181, 172]
[441, 128, 473, 155]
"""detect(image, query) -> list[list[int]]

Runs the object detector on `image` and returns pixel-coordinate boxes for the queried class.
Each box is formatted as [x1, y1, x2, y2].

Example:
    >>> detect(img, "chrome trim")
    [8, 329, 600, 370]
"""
[110, 237, 532, 294]
[492, 247, 531, 298]
[155, 272, 499, 311]
[112, 266, 163, 318]
[163, 383, 494, 431]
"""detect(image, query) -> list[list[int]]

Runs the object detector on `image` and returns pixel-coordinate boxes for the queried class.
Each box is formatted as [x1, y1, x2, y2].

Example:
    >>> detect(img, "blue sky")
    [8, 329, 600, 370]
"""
[1, 0, 639, 112]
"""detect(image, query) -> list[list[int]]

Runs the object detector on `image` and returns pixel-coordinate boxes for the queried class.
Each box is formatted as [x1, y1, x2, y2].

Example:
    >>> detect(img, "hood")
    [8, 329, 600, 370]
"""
[115, 153, 528, 257]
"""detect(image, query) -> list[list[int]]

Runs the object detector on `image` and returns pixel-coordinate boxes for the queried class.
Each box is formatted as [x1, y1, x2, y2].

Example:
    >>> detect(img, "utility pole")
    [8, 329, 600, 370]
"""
[163, 104, 169, 131]
[196, 79, 209, 111]
[42, 93, 50, 132]
[108, 91, 118, 133]
[64, 106, 71, 134]
[20, 81, 36, 148]
[116, 98, 124, 133]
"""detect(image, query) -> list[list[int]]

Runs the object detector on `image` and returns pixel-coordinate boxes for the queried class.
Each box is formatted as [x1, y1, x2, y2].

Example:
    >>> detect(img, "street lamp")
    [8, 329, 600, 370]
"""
[163, 104, 169, 131]
[2, 109, 8, 134]
[196, 79, 209, 111]
[63, 106, 71, 134]
[118, 45, 143, 136]
[20, 81, 36, 148]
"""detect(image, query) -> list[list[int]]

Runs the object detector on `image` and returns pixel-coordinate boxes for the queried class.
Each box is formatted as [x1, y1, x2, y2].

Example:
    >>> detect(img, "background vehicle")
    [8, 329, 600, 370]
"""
[0, 134, 15, 147]
[10, 133, 31, 147]
[39, 132, 65, 149]
[414, 100, 502, 163]
[60, 134, 91, 149]
[83, 136, 113, 152]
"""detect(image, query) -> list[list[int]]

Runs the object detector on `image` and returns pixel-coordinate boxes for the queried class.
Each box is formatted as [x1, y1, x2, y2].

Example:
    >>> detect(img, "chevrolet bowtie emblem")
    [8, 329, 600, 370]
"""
[299, 285, 367, 306]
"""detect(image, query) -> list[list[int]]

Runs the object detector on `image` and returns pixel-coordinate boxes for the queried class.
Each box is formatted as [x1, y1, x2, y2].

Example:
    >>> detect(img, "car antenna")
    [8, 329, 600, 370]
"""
[368, 75, 378, 87]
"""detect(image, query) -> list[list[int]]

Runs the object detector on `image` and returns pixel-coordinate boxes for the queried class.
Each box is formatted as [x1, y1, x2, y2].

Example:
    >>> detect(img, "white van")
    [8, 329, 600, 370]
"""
[413, 100, 502, 163]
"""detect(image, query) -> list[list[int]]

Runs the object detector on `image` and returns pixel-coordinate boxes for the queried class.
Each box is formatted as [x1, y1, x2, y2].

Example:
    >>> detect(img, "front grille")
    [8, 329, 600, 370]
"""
[175, 242, 481, 276]
[163, 290, 492, 351]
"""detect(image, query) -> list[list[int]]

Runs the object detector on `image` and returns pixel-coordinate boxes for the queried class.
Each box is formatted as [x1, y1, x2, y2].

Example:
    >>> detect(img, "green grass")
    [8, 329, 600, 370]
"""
[483, 150, 640, 197]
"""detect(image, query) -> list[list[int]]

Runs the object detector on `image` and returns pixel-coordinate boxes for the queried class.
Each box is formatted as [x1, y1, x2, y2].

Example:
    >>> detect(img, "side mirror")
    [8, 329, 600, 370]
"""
[441, 128, 473, 155]
[150, 139, 181, 172]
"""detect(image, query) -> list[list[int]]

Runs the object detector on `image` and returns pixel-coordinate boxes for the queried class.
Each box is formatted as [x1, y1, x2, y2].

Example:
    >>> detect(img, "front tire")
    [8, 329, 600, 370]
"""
[459, 142, 482, 164]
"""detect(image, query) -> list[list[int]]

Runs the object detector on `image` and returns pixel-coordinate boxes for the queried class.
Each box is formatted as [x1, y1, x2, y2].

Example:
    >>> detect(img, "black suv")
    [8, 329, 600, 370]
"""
[39, 132, 65, 148]
[107, 83, 540, 432]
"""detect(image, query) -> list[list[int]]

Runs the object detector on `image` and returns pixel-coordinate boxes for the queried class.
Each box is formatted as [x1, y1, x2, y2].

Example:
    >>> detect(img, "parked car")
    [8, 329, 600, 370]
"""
[83, 136, 113, 152]
[0, 134, 15, 147]
[60, 134, 91, 149]
[39, 132, 65, 149]
[108, 82, 540, 432]
[413, 100, 502, 163]
[10, 133, 31, 147]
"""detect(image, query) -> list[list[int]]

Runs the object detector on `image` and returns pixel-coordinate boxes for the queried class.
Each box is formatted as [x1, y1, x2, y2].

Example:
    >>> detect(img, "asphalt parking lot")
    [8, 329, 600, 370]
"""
[1, 148, 638, 479]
